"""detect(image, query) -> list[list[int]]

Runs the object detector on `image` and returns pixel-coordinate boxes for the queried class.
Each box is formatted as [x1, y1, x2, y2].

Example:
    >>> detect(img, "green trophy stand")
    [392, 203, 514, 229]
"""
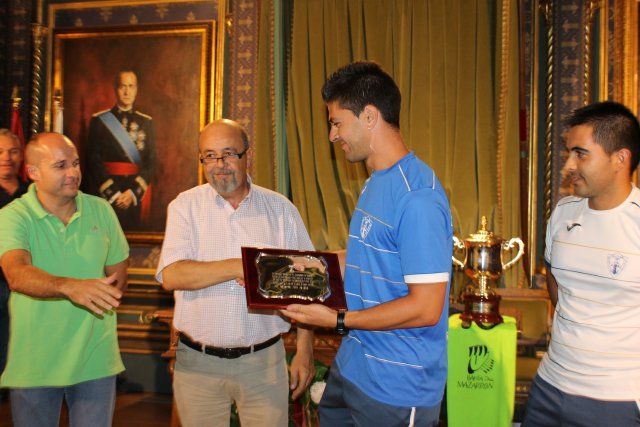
[447, 314, 517, 427]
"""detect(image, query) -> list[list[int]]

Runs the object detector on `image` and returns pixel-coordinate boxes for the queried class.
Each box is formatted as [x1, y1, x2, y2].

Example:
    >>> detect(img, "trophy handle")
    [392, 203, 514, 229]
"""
[501, 237, 525, 271]
[452, 236, 466, 269]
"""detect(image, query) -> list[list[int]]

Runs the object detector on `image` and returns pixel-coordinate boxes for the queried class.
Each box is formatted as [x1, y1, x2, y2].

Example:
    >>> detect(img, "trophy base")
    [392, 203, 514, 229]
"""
[460, 293, 503, 330]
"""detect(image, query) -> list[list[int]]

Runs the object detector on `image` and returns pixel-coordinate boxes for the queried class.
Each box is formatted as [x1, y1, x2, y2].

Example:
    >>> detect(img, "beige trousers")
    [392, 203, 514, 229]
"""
[173, 340, 289, 427]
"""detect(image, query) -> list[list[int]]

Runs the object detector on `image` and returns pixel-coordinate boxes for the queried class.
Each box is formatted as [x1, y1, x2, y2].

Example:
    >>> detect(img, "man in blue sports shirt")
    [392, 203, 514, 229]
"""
[281, 61, 453, 427]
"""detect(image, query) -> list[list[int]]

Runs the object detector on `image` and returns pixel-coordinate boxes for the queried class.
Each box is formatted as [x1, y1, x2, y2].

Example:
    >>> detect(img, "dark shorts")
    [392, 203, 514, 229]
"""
[319, 362, 440, 427]
[522, 375, 640, 427]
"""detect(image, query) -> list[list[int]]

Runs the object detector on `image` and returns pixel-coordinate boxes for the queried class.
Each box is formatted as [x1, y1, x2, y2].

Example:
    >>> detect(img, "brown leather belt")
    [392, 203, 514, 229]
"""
[178, 333, 281, 359]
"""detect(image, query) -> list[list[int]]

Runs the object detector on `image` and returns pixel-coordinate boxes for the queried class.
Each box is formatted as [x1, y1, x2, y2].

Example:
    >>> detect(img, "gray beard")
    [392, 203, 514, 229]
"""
[211, 173, 239, 194]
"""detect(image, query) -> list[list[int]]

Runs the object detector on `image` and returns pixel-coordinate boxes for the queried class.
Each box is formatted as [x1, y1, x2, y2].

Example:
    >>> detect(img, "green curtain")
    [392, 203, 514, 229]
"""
[281, 0, 522, 289]
[253, 0, 277, 189]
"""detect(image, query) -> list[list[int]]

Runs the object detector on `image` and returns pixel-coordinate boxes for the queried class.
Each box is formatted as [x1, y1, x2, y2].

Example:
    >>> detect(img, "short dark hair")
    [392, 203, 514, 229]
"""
[564, 101, 640, 173]
[113, 69, 138, 89]
[0, 128, 20, 146]
[321, 61, 401, 128]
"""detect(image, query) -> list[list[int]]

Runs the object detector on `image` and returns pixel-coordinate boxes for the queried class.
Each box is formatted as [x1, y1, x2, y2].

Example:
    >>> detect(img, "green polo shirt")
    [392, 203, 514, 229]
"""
[0, 184, 128, 387]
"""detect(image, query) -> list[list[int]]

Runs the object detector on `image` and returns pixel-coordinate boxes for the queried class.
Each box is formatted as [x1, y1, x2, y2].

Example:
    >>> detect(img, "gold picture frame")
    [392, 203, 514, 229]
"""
[50, 21, 218, 243]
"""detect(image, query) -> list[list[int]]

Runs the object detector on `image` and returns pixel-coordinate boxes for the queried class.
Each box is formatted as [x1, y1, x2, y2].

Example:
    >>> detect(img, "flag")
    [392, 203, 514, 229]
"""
[52, 100, 63, 133]
[10, 103, 27, 182]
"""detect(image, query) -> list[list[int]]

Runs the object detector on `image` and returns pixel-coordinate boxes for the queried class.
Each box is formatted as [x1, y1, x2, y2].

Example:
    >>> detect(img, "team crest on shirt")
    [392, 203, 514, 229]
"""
[607, 253, 627, 277]
[360, 215, 373, 239]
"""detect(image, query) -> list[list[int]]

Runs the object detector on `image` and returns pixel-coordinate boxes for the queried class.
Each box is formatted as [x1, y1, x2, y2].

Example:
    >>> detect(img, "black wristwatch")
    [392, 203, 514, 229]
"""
[335, 311, 349, 336]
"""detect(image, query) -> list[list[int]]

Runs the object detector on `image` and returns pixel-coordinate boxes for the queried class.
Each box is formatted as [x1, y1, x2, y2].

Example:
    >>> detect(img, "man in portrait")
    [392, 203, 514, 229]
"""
[86, 69, 158, 230]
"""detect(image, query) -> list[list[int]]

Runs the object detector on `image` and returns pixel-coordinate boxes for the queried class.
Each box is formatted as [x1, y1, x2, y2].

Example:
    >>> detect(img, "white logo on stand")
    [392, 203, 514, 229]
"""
[360, 216, 373, 239]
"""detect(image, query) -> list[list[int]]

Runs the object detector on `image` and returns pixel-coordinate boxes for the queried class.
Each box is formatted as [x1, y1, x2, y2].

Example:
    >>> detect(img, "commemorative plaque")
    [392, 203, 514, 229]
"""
[242, 247, 346, 310]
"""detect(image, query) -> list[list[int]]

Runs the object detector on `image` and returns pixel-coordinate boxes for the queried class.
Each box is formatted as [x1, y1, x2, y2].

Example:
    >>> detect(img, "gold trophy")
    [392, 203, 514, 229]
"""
[452, 216, 524, 329]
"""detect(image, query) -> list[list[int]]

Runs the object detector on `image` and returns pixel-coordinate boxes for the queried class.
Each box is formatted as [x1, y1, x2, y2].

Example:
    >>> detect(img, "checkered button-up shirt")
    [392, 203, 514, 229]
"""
[156, 182, 314, 347]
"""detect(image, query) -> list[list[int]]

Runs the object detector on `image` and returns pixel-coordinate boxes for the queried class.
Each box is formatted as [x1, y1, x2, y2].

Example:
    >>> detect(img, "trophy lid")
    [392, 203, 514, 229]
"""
[465, 216, 503, 244]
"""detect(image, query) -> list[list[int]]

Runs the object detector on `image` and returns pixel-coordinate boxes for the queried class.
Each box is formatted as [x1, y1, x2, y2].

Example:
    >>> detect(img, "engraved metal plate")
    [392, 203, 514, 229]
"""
[242, 247, 346, 310]
[256, 253, 331, 302]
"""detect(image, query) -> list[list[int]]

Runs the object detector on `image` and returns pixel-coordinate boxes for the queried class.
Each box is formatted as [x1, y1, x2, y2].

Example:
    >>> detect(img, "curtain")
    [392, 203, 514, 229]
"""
[282, 0, 523, 290]
[253, 0, 277, 190]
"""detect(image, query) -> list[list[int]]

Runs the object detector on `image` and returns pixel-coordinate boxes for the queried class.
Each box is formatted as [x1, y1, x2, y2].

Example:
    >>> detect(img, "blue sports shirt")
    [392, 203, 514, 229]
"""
[335, 152, 453, 407]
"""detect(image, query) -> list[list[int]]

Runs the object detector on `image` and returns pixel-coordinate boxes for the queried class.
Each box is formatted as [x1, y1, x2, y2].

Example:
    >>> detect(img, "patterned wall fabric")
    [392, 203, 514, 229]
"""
[551, 1, 588, 204]
[228, 0, 260, 176]
[53, 2, 218, 27]
[0, 0, 32, 135]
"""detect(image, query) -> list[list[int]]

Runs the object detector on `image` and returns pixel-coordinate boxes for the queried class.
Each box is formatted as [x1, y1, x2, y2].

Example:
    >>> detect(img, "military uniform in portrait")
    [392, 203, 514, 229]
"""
[86, 106, 158, 230]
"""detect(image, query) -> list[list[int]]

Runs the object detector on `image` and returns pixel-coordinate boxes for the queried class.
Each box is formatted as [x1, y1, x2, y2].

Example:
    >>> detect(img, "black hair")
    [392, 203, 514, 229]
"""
[564, 101, 640, 173]
[321, 61, 401, 128]
[113, 69, 138, 89]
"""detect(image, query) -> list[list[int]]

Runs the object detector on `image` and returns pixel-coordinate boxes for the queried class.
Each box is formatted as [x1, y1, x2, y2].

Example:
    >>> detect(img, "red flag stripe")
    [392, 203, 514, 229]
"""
[10, 107, 27, 182]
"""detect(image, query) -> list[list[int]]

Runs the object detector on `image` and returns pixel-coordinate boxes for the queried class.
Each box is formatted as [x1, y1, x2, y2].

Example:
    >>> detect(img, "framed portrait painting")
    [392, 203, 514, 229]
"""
[51, 22, 218, 242]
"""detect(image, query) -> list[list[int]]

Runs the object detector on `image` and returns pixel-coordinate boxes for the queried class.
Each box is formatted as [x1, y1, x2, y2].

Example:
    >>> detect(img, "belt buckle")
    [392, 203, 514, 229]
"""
[219, 347, 242, 359]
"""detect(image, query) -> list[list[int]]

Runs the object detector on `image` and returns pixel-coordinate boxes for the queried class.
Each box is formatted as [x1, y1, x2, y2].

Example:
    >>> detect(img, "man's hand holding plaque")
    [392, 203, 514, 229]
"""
[241, 247, 346, 310]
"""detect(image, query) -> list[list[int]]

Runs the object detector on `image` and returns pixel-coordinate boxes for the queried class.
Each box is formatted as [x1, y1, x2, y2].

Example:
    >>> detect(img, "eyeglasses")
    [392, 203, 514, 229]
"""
[199, 149, 249, 164]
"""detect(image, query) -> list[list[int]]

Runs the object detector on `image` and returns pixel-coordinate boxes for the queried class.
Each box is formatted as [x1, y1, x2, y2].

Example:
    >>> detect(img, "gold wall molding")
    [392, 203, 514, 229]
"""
[527, 0, 541, 286]
[495, 0, 511, 231]
[583, 0, 602, 106]
[598, 0, 609, 101]
[30, 23, 47, 135]
[613, 0, 638, 113]
[540, 0, 554, 234]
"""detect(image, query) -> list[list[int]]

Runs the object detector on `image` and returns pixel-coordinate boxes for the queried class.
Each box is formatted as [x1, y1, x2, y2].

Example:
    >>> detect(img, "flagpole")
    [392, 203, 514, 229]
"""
[11, 86, 21, 111]
[30, 0, 47, 136]
[10, 86, 27, 181]
[52, 90, 63, 134]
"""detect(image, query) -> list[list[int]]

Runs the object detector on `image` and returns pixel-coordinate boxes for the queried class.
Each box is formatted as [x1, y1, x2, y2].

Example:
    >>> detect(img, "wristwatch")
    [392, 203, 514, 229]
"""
[335, 311, 349, 336]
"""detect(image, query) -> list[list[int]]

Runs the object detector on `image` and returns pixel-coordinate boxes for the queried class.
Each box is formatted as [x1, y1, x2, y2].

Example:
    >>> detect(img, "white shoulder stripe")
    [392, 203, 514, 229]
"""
[405, 272, 449, 283]
[398, 165, 411, 192]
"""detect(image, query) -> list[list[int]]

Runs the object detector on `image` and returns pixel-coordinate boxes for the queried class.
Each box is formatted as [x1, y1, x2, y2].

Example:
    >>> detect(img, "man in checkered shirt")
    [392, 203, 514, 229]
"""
[156, 119, 315, 427]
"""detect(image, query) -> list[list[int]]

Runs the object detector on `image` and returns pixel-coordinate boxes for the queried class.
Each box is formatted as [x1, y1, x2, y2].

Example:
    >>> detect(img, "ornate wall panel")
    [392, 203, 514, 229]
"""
[228, 0, 260, 176]
[531, 1, 604, 235]
[0, 0, 33, 134]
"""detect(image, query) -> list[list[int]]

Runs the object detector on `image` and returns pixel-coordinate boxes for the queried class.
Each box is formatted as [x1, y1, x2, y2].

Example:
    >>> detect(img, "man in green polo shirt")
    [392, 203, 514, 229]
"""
[0, 133, 129, 427]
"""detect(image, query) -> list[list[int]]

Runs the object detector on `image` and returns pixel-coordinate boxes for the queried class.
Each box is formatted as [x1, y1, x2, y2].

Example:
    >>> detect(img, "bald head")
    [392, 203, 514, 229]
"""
[199, 119, 249, 151]
[25, 133, 81, 200]
[198, 119, 251, 201]
[26, 133, 77, 167]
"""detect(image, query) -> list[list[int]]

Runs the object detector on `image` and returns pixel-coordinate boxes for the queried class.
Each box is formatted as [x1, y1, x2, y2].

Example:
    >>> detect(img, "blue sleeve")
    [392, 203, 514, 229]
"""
[396, 189, 452, 283]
